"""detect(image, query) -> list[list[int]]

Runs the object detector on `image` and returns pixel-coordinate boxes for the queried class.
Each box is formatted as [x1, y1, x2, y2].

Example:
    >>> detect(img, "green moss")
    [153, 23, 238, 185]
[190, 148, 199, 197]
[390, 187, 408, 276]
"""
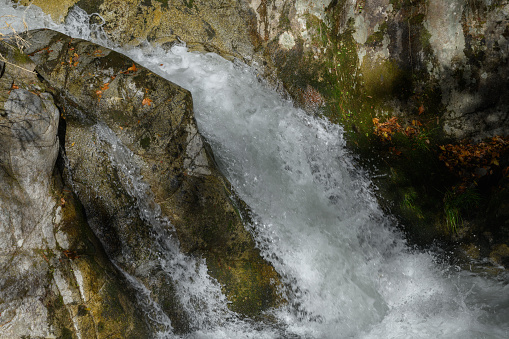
[11, 48, 31, 64]
[61, 327, 73, 339]
[154, 0, 169, 8]
[361, 58, 412, 101]
[390, 0, 416, 11]
[102, 282, 125, 317]
[279, 13, 291, 31]
[183, 0, 194, 9]
[305, 13, 322, 31]
[419, 26, 433, 57]
[366, 30, 385, 45]
[409, 13, 426, 25]
[207, 254, 283, 318]
[140, 136, 151, 149]
[316, 19, 377, 142]
[366, 22, 388, 46]
[56, 294, 64, 307]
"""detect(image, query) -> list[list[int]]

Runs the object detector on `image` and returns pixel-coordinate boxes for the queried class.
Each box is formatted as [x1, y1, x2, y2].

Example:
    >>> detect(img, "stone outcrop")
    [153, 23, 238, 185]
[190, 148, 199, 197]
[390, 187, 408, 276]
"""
[24, 28, 282, 321]
[0, 26, 284, 336]
[18, 0, 259, 61]
[0, 39, 150, 339]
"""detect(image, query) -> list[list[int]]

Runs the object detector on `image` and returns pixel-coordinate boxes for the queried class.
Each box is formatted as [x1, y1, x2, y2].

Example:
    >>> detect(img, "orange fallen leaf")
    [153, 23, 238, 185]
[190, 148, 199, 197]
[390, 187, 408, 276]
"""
[101, 82, 110, 91]
[142, 97, 153, 106]
[418, 104, 425, 115]
[127, 63, 138, 72]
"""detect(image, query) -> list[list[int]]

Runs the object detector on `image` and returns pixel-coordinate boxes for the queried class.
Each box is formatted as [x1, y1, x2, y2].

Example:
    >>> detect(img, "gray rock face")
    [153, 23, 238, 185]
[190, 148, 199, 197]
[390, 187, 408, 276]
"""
[0, 86, 59, 338]
[256, 0, 509, 141]
[0, 24, 283, 336]
[22, 28, 282, 324]
[0, 37, 152, 339]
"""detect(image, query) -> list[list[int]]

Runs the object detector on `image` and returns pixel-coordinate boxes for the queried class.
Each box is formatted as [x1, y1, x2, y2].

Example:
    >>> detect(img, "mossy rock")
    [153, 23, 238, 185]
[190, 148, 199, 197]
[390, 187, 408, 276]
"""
[21, 29, 283, 320]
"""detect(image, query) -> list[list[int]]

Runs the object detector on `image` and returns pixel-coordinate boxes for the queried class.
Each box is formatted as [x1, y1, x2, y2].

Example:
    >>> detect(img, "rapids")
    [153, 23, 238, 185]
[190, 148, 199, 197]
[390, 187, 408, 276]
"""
[1, 2, 508, 338]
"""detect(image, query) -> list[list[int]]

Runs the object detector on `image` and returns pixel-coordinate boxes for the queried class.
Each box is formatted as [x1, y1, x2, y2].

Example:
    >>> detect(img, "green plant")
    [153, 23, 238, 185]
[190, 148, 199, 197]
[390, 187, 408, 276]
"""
[443, 188, 481, 233]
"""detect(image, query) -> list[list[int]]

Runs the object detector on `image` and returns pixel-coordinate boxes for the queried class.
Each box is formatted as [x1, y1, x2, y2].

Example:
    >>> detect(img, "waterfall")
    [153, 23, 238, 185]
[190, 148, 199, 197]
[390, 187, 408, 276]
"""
[1, 2, 508, 338]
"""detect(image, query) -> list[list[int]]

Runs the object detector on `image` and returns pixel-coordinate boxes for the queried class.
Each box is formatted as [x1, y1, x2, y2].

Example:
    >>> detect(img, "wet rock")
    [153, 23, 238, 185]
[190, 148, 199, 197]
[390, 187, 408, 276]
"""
[0, 39, 149, 338]
[21, 28, 282, 322]
[18, 0, 258, 61]
[490, 244, 509, 268]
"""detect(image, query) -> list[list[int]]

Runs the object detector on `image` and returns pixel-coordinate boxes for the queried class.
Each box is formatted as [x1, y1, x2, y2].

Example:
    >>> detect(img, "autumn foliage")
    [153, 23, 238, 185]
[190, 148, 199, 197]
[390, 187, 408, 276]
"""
[372, 117, 423, 142]
[438, 136, 509, 191]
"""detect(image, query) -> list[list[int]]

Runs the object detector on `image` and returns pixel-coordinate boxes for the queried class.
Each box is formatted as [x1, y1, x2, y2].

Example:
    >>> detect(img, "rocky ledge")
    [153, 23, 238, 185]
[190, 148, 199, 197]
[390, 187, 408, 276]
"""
[0, 28, 282, 337]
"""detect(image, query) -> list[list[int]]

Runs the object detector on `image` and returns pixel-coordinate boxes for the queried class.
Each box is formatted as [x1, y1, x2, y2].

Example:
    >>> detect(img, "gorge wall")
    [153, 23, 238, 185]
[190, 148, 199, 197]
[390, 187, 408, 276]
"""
[2, 0, 509, 336]
[15, 0, 509, 297]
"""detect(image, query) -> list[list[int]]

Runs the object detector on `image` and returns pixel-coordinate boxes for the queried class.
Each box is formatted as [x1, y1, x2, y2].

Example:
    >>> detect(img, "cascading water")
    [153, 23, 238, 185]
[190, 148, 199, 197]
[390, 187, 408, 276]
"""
[2, 2, 508, 338]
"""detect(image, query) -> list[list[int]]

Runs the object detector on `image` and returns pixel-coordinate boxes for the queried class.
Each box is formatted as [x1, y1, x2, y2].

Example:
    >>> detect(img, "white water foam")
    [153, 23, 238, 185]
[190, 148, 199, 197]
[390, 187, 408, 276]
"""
[1, 2, 508, 338]
[128, 43, 509, 339]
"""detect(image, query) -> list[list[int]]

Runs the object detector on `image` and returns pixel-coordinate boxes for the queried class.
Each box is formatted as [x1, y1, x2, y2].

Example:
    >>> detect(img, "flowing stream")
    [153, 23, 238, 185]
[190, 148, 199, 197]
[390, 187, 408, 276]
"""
[2, 2, 509, 338]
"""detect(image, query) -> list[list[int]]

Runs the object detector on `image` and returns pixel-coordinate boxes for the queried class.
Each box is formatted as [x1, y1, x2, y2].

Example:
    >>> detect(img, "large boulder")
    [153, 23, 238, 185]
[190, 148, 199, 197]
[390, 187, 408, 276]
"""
[21, 28, 282, 323]
[0, 39, 150, 338]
